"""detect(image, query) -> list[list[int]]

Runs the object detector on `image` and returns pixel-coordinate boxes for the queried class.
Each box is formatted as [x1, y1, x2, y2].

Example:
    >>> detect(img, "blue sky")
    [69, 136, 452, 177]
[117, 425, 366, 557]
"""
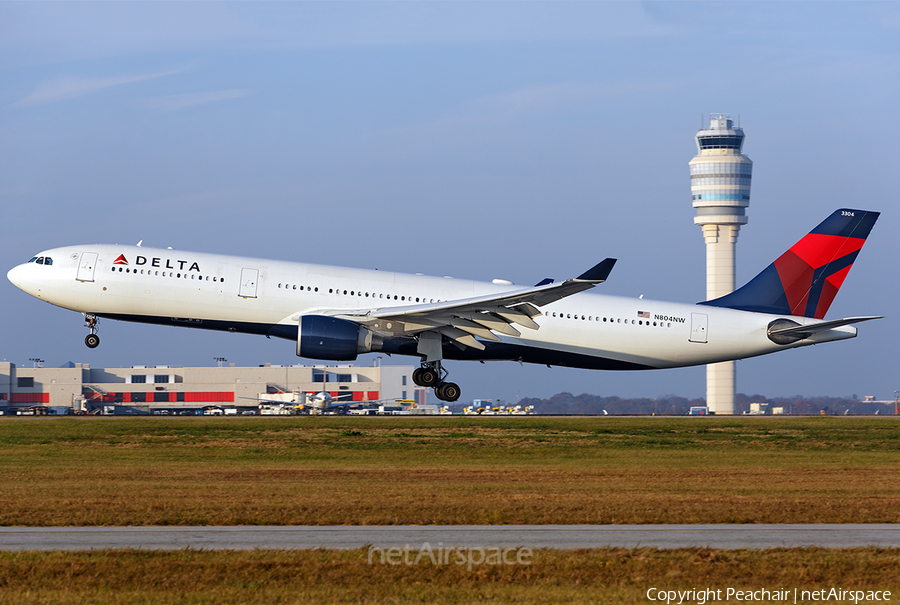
[2, 2, 898, 403]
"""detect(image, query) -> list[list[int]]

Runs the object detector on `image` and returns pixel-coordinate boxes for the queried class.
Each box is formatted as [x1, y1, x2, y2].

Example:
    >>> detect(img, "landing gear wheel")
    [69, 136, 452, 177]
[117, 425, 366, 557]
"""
[435, 382, 461, 402]
[83, 313, 100, 348]
[413, 367, 439, 388]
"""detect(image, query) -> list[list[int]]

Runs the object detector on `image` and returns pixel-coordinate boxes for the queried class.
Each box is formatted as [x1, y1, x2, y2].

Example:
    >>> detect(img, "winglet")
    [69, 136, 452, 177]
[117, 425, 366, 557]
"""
[576, 258, 617, 282]
[534, 278, 554, 287]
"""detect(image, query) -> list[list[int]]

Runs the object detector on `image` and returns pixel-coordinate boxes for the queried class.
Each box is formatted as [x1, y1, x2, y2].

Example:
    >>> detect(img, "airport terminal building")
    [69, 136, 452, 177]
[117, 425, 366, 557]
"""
[0, 361, 417, 414]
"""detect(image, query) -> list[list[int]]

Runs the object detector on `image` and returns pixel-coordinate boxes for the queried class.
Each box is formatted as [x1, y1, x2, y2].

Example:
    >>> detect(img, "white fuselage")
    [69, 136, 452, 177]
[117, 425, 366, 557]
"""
[7, 244, 857, 370]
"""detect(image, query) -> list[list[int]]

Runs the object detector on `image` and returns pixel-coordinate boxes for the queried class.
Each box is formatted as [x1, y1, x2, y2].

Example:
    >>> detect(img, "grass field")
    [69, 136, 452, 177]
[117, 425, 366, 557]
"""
[1, 547, 898, 605]
[1, 416, 898, 526]
[2, 416, 898, 603]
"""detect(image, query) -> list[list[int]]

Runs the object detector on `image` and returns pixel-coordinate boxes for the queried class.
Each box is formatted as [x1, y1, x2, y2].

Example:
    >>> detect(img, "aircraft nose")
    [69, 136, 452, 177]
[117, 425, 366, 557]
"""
[8, 263, 47, 299]
[7, 264, 26, 289]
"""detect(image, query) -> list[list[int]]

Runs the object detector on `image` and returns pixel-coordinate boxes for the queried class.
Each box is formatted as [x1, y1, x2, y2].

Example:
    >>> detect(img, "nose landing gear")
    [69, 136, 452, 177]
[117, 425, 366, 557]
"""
[413, 361, 460, 402]
[83, 314, 100, 349]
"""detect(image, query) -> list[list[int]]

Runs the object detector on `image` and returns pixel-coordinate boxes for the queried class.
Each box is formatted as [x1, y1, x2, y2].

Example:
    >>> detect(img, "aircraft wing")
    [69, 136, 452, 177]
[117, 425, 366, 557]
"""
[330, 258, 616, 351]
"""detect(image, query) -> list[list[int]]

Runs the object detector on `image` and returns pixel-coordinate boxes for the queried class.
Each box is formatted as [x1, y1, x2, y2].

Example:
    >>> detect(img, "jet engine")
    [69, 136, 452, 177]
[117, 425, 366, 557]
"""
[297, 315, 382, 361]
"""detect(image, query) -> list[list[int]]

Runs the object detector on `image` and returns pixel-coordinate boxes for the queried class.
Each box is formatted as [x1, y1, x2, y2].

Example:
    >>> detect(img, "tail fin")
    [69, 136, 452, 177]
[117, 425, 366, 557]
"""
[700, 209, 879, 318]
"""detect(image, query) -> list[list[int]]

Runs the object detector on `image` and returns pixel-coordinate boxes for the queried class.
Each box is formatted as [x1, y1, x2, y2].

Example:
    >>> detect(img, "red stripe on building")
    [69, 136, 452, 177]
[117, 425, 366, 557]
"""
[367, 391, 379, 401]
[184, 392, 235, 402]
[10, 393, 50, 404]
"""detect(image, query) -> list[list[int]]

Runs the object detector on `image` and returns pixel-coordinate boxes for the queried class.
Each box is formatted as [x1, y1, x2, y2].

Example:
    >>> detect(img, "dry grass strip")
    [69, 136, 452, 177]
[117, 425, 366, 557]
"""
[0, 548, 898, 605]
[1, 416, 899, 526]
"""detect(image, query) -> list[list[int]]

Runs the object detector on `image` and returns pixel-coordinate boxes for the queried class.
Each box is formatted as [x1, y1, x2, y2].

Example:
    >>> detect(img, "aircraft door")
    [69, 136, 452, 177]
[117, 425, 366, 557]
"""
[239, 268, 259, 298]
[689, 313, 708, 343]
[76, 252, 99, 282]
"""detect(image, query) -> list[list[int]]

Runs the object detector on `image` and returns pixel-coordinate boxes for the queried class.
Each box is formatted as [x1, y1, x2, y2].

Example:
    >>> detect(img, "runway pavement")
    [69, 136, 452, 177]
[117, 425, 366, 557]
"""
[2, 525, 898, 551]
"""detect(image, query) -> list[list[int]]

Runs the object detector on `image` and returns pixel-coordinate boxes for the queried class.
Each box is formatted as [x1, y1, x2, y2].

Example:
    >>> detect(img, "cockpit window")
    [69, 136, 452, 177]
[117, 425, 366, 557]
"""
[35, 257, 44, 265]
[27, 256, 52, 265]
[28, 257, 38, 263]
[44, 257, 52, 265]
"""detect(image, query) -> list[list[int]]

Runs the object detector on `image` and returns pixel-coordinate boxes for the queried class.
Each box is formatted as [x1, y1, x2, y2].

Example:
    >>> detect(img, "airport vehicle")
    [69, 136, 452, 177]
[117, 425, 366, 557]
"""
[255, 391, 371, 415]
[7, 209, 880, 402]
[251, 391, 407, 415]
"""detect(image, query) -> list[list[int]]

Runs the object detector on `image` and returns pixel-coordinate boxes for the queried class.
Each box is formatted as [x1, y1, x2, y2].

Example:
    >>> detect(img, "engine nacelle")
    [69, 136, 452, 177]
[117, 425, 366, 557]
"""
[297, 315, 382, 361]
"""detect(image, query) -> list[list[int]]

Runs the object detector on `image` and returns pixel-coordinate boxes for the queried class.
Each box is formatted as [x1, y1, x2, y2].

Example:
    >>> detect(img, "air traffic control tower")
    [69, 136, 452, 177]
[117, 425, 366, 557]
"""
[690, 114, 752, 415]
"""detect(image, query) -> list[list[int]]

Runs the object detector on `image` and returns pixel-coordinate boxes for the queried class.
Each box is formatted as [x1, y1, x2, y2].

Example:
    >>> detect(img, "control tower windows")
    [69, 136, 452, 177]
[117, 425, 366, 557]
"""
[697, 135, 743, 150]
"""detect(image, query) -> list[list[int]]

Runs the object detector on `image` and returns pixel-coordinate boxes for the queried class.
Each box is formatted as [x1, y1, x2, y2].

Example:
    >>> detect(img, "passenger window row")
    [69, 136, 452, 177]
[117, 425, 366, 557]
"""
[110, 266, 224, 283]
[276, 282, 442, 304]
[545, 311, 672, 328]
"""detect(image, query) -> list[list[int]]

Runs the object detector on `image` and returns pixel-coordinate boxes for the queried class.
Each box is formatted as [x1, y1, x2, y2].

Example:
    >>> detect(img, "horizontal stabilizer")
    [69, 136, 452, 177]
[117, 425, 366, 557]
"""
[767, 315, 882, 344]
[768, 316, 883, 336]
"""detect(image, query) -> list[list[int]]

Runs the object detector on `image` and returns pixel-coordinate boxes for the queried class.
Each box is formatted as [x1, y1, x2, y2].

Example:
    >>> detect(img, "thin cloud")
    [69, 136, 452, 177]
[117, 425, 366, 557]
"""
[436, 80, 671, 129]
[873, 4, 900, 30]
[14, 67, 188, 107]
[141, 89, 253, 111]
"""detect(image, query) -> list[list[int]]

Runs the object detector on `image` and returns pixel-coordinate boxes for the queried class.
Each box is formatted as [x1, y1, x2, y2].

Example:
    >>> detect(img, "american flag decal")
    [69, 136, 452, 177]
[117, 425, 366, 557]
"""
[637, 311, 649, 318]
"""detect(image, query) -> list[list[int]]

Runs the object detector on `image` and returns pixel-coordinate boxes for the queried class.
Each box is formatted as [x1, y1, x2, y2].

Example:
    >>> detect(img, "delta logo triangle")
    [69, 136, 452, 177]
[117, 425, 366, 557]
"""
[113, 254, 128, 265]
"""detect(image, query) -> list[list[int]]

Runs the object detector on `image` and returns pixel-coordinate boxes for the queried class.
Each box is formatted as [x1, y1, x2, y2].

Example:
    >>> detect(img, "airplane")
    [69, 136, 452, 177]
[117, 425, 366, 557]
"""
[6, 208, 880, 403]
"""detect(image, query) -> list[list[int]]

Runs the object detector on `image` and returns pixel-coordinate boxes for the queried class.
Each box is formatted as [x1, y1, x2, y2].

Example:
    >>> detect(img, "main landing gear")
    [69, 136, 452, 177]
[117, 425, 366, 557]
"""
[83, 314, 100, 349]
[413, 361, 461, 402]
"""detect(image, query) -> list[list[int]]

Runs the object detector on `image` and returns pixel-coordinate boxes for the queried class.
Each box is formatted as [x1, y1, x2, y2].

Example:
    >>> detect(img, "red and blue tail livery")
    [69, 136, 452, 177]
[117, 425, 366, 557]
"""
[702, 209, 879, 318]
